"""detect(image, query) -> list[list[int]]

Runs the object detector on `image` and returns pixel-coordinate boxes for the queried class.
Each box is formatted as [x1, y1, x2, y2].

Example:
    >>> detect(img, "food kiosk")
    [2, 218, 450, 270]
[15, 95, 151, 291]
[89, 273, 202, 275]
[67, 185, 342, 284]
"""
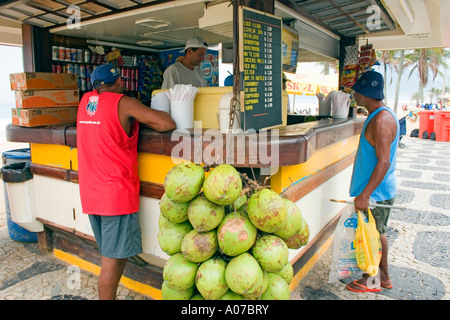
[3, 0, 369, 299]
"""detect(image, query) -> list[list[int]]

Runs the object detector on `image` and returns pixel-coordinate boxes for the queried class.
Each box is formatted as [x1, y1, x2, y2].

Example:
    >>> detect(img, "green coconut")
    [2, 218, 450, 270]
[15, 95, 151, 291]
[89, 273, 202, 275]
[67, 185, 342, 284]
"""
[219, 290, 245, 300]
[181, 229, 218, 263]
[251, 234, 289, 273]
[159, 193, 190, 223]
[158, 214, 173, 229]
[163, 253, 198, 290]
[195, 257, 229, 300]
[243, 270, 268, 300]
[164, 163, 205, 203]
[233, 194, 247, 211]
[161, 281, 194, 300]
[203, 164, 242, 205]
[283, 219, 310, 249]
[260, 273, 291, 300]
[274, 198, 303, 239]
[217, 211, 257, 256]
[188, 193, 225, 232]
[190, 294, 205, 300]
[157, 218, 193, 256]
[275, 262, 294, 285]
[225, 252, 264, 296]
[247, 188, 287, 233]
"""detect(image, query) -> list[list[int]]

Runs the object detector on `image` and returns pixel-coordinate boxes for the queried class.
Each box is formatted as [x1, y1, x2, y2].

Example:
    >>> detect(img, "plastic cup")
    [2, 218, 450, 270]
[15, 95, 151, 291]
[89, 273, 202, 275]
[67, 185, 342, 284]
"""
[170, 101, 194, 129]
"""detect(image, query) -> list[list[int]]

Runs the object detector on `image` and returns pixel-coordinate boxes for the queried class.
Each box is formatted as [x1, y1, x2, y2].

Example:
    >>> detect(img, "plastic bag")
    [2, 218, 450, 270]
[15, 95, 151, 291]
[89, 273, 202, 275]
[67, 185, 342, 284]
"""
[328, 207, 360, 283]
[355, 210, 382, 277]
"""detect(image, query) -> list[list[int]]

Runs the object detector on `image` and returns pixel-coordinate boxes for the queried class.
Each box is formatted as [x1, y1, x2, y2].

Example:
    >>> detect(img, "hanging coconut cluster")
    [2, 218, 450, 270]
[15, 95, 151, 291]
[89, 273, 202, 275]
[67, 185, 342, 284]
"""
[158, 163, 310, 300]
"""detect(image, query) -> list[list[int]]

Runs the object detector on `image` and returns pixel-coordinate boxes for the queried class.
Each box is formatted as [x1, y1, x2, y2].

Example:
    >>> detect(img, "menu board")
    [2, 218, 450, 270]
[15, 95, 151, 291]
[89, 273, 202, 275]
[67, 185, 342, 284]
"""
[239, 6, 282, 131]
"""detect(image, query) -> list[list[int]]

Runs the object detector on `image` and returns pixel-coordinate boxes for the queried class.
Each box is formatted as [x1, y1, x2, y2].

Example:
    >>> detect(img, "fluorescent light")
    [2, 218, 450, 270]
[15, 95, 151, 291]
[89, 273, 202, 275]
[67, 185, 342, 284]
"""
[399, 0, 414, 23]
[86, 39, 160, 52]
[137, 40, 164, 46]
[135, 18, 172, 29]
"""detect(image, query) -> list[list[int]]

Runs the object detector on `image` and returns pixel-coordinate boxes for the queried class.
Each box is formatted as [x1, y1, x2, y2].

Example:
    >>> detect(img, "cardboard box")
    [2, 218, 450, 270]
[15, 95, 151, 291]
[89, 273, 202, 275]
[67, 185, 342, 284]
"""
[15, 89, 80, 108]
[10, 72, 78, 91]
[11, 107, 78, 127]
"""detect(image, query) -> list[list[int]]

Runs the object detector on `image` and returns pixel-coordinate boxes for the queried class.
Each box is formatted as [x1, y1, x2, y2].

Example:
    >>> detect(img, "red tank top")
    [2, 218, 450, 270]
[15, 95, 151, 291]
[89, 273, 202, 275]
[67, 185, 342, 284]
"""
[77, 90, 140, 215]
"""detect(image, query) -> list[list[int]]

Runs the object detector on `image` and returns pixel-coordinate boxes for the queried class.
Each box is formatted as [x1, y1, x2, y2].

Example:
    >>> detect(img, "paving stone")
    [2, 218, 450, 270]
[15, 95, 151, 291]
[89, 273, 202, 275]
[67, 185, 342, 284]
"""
[391, 209, 449, 226]
[394, 189, 415, 204]
[410, 164, 450, 172]
[396, 169, 422, 179]
[401, 180, 450, 191]
[413, 231, 449, 269]
[429, 194, 450, 209]
[432, 173, 450, 182]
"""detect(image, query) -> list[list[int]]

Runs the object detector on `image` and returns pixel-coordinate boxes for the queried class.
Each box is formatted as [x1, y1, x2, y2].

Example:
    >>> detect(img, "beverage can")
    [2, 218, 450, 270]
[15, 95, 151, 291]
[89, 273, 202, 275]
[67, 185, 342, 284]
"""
[52, 46, 59, 60]
[79, 64, 86, 78]
[85, 65, 91, 79]
[77, 49, 83, 62]
[67, 63, 74, 73]
[65, 47, 71, 61]
[84, 50, 91, 63]
[71, 48, 77, 62]
[74, 64, 80, 76]
[81, 79, 87, 91]
[56, 64, 61, 73]
[58, 47, 65, 61]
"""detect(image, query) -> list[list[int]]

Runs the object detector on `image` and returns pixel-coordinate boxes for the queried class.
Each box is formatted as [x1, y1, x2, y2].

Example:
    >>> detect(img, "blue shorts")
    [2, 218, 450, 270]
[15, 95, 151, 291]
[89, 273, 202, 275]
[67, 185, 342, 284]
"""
[88, 213, 143, 259]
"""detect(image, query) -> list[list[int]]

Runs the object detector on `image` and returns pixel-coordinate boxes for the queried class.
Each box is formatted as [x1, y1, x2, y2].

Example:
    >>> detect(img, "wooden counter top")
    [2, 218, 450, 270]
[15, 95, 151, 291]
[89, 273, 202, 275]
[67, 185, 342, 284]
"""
[6, 117, 364, 167]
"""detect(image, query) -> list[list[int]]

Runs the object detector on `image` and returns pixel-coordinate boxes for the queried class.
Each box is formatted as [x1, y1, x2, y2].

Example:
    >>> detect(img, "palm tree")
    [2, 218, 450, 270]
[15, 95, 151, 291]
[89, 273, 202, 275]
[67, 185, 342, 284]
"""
[405, 48, 450, 104]
[429, 87, 441, 104]
[376, 50, 397, 106]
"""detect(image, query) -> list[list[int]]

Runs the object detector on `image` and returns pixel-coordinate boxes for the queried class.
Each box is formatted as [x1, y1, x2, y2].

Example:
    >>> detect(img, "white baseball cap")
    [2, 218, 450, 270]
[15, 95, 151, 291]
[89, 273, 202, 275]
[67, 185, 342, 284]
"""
[180, 37, 208, 53]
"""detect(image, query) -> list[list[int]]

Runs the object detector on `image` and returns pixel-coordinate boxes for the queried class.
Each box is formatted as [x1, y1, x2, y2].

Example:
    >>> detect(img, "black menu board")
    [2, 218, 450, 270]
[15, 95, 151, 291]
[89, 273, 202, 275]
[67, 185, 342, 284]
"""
[239, 6, 282, 131]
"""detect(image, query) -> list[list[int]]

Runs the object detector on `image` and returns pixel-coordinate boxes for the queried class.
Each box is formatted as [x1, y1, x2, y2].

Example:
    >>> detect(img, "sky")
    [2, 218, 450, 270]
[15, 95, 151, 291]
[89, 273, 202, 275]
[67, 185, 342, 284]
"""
[0, 45, 23, 118]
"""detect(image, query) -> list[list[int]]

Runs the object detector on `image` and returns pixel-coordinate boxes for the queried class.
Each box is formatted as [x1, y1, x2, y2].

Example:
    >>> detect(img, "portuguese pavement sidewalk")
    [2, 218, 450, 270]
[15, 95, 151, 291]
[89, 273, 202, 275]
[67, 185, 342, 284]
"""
[0, 120, 448, 301]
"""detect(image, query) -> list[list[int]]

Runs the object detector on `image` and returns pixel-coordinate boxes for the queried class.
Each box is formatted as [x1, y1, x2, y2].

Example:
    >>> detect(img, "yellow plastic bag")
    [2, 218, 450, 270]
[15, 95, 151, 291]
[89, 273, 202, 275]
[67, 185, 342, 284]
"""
[355, 210, 382, 276]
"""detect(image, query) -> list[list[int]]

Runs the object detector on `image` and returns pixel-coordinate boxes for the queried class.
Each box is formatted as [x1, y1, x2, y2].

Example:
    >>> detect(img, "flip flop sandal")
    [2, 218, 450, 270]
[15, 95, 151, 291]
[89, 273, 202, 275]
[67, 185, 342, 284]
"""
[346, 280, 382, 293]
[381, 282, 393, 289]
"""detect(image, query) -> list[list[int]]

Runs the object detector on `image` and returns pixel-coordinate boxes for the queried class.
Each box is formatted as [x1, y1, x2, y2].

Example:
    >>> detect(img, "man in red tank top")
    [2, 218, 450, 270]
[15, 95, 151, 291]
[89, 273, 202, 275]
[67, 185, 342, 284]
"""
[77, 64, 175, 299]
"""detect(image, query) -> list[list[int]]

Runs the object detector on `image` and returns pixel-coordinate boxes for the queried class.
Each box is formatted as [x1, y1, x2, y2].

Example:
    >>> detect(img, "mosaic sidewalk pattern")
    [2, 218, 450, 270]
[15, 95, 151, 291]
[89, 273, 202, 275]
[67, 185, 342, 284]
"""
[291, 135, 450, 300]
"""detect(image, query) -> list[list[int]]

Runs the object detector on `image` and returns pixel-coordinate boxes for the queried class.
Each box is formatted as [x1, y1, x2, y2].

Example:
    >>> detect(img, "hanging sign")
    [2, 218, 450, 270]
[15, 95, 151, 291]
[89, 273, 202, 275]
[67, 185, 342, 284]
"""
[239, 6, 282, 131]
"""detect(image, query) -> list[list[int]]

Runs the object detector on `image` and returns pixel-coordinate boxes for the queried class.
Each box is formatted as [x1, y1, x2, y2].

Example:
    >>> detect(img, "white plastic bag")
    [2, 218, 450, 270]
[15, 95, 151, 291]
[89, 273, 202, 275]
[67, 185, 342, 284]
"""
[328, 206, 360, 283]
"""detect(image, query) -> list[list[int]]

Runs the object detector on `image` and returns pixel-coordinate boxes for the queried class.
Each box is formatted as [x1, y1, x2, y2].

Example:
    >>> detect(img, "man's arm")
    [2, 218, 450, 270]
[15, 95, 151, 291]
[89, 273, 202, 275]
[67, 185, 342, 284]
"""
[119, 96, 176, 133]
[354, 111, 397, 211]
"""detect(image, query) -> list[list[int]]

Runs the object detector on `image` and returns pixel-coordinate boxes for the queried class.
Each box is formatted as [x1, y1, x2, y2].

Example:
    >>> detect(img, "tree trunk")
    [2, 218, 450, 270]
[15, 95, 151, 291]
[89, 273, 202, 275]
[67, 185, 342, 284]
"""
[393, 50, 405, 114]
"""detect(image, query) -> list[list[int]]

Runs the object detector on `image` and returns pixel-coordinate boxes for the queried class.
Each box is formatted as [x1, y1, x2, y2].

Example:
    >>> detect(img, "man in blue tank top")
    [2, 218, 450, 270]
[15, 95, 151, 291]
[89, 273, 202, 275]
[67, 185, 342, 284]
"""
[346, 71, 399, 293]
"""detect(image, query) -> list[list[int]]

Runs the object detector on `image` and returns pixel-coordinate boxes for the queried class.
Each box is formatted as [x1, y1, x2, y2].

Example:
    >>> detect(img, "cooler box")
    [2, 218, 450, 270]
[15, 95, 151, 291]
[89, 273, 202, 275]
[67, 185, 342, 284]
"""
[418, 110, 434, 139]
[151, 87, 288, 129]
[433, 111, 450, 142]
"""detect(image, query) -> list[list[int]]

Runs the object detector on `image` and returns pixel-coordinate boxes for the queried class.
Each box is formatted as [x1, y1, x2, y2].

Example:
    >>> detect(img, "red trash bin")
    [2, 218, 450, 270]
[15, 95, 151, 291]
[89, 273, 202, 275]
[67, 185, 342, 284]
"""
[433, 111, 450, 142]
[418, 110, 435, 139]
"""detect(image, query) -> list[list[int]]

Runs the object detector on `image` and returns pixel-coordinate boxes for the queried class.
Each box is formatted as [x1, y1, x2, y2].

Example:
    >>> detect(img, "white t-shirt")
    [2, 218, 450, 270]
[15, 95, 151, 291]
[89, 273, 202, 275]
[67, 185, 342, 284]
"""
[161, 62, 206, 89]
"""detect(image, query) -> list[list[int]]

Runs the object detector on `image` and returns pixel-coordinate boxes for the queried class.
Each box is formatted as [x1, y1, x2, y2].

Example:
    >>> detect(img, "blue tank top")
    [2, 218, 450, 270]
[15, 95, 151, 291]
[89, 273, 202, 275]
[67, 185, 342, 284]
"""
[349, 107, 399, 201]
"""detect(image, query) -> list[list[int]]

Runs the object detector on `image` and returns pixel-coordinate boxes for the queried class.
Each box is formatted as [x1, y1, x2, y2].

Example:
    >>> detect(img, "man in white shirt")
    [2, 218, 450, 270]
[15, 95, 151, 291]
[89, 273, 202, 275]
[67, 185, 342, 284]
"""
[161, 37, 208, 89]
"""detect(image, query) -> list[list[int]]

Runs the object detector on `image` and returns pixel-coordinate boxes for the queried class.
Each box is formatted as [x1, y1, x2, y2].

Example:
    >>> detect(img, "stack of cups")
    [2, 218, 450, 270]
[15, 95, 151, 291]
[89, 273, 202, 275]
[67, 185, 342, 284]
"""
[167, 85, 199, 129]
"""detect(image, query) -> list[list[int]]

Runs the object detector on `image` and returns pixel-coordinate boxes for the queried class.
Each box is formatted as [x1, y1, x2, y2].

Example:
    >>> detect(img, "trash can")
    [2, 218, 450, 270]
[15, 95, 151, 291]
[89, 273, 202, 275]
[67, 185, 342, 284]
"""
[418, 110, 435, 139]
[433, 111, 450, 142]
[1, 148, 39, 242]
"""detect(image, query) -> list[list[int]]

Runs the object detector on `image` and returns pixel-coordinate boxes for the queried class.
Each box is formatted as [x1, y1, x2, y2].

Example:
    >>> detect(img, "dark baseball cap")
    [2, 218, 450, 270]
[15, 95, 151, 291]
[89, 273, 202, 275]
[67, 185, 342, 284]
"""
[352, 70, 384, 100]
[91, 63, 120, 89]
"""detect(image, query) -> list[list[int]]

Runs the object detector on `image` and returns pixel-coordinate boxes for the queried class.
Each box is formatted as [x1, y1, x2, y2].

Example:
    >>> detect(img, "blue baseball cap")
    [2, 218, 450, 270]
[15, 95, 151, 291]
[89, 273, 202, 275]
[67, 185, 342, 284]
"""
[352, 70, 384, 100]
[91, 63, 120, 89]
